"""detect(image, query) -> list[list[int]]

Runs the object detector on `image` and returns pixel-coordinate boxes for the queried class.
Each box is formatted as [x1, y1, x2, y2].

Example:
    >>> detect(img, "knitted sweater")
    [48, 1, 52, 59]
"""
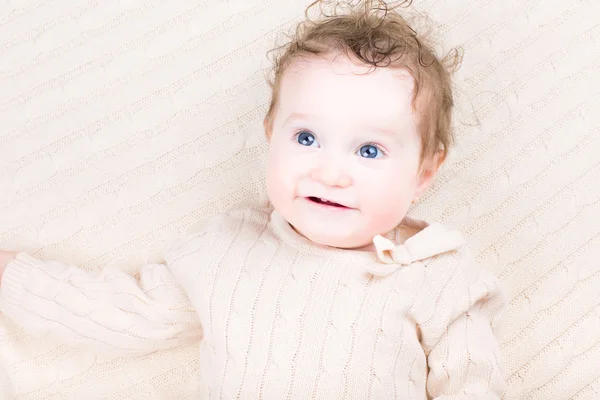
[0, 207, 506, 399]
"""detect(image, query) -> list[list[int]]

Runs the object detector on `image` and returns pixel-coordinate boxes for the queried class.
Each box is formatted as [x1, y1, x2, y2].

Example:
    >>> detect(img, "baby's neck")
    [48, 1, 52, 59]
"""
[353, 242, 376, 252]
[289, 223, 377, 252]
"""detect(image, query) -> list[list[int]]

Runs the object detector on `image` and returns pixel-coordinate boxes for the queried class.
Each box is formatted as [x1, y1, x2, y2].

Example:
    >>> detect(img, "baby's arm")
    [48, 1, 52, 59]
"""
[422, 259, 507, 399]
[0, 246, 202, 356]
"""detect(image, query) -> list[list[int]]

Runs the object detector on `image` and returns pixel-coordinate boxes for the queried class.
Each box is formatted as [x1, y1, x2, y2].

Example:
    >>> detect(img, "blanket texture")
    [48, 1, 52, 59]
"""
[0, 0, 598, 399]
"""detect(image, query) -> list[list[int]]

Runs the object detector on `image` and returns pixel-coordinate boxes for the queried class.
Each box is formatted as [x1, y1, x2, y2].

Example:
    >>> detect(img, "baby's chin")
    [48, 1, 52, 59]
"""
[298, 225, 375, 250]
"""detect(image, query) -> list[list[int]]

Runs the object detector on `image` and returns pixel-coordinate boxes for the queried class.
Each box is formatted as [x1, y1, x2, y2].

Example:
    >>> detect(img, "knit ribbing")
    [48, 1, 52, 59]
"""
[0, 208, 505, 399]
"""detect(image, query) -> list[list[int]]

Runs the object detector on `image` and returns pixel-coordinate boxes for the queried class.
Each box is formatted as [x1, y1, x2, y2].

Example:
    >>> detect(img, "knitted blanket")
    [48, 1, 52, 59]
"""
[0, 0, 598, 398]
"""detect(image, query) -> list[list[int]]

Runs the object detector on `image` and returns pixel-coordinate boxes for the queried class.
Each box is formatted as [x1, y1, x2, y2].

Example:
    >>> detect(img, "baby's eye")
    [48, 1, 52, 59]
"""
[358, 144, 383, 159]
[296, 130, 319, 147]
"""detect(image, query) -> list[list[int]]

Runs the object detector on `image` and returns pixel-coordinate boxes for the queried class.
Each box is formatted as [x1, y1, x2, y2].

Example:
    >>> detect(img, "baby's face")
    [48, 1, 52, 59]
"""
[266, 52, 435, 249]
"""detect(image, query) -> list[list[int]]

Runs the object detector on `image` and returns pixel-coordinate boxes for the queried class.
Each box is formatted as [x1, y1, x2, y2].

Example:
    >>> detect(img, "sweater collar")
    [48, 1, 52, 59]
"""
[366, 224, 465, 276]
[269, 211, 464, 273]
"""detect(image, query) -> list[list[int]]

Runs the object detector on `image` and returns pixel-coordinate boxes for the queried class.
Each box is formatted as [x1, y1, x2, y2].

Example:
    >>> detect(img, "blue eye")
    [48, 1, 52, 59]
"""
[296, 130, 319, 147]
[358, 144, 383, 159]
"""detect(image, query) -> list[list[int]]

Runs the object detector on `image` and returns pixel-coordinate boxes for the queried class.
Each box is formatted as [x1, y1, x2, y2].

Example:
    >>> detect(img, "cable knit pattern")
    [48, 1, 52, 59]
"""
[0, 208, 505, 399]
[0, 0, 599, 399]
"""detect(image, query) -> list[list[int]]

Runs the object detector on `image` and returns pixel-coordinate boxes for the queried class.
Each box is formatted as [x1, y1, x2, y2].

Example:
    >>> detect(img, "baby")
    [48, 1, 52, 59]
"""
[0, 1, 506, 399]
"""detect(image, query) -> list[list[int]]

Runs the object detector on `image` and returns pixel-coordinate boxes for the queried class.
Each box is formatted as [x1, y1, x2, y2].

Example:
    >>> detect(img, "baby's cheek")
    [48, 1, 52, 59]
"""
[360, 179, 411, 226]
[266, 159, 284, 203]
[371, 203, 408, 231]
[267, 152, 300, 210]
[266, 168, 287, 202]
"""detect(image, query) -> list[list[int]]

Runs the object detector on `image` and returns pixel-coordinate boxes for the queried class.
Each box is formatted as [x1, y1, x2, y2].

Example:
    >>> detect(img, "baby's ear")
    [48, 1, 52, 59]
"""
[414, 151, 445, 198]
[263, 118, 272, 141]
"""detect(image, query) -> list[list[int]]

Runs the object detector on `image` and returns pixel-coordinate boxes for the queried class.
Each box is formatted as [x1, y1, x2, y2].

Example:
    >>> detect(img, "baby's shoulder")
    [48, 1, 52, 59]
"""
[395, 217, 478, 281]
[190, 206, 270, 236]
[423, 239, 482, 288]
[166, 207, 271, 257]
[419, 237, 503, 313]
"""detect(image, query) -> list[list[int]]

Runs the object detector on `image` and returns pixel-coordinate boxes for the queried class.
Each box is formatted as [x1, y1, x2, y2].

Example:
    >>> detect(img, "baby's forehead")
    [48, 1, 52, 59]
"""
[273, 64, 421, 143]
[278, 53, 418, 120]
[284, 51, 414, 82]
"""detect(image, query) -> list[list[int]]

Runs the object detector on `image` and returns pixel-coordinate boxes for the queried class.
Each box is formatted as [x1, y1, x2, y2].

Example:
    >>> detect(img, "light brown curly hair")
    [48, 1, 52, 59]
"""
[264, 0, 461, 164]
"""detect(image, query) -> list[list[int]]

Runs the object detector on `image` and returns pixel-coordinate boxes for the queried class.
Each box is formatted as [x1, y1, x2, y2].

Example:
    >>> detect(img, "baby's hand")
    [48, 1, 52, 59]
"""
[0, 250, 17, 287]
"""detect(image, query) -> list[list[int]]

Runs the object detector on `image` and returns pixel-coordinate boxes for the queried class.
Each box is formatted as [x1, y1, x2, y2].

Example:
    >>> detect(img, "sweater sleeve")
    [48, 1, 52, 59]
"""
[0, 239, 208, 356]
[422, 255, 507, 399]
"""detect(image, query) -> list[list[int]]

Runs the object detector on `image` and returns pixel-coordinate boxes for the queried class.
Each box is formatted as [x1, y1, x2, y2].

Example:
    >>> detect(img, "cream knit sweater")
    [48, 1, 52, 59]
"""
[0, 207, 506, 399]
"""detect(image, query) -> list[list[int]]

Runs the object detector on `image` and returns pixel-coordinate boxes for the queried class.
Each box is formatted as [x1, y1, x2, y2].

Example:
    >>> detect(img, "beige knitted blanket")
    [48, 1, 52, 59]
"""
[0, 0, 598, 399]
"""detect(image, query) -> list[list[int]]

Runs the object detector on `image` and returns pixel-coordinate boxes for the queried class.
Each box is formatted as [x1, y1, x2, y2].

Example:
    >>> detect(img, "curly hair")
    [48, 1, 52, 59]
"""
[264, 0, 461, 163]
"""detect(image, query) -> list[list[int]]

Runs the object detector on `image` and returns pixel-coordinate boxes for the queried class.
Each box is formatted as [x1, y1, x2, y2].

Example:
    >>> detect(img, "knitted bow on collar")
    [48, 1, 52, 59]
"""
[367, 223, 466, 277]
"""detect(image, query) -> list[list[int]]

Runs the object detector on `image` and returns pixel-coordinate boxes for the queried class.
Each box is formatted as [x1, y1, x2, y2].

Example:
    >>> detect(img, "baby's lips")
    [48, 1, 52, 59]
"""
[306, 196, 355, 209]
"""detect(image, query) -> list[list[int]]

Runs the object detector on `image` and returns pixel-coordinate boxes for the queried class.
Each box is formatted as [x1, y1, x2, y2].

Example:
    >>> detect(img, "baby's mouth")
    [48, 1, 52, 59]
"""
[307, 196, 348, 208]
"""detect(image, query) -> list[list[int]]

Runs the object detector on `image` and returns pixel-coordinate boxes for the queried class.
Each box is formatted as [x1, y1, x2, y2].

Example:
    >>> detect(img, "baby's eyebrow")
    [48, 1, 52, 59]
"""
[282, 112, 314, 126]
[367, 125, 397, 137]
[352, 121, 401, 138]
[281, 112, 403, 141]
[284, 112, 395, 131]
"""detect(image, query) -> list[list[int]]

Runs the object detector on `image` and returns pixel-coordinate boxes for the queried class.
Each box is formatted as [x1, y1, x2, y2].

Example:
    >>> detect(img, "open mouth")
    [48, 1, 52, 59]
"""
[307, 196, 348, 208]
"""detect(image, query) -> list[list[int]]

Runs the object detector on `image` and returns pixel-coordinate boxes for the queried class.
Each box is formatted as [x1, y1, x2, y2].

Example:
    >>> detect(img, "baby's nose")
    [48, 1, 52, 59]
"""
[310, 161, 352, 188]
